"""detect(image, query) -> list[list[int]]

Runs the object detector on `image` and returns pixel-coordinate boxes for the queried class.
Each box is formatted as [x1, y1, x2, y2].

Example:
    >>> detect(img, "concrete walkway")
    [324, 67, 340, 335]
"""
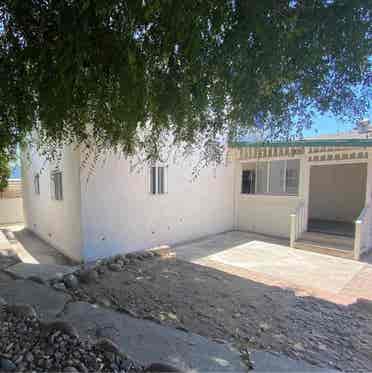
[0, 224, 72, 265]
[174, 231, 372, 304]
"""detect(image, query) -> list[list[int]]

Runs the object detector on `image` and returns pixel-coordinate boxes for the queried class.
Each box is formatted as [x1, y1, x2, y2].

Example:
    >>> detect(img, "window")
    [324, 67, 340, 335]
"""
[256, 162, 268, 194]
[241, 159, 300, 196]
[285, 159, 300, 195]
[34, 174, 40, 195]
[150, 166, 166, 195]
[269, 160, 285, 194]
[241, 169, 255, 194]
[51, 171, 63, 200]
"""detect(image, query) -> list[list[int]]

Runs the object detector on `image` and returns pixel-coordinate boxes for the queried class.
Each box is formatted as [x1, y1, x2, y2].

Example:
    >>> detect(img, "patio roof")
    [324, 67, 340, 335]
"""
[230, 138, 372, 148]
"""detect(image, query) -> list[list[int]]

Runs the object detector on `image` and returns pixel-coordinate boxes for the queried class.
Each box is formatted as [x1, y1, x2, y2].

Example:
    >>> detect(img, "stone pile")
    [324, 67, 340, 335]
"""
[0, 300, 142, 373]
[51, 250, 162, 294]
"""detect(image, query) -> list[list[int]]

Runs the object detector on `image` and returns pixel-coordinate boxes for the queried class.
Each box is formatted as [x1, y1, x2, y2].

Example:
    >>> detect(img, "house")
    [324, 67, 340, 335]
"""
[22, 128, 372, 262]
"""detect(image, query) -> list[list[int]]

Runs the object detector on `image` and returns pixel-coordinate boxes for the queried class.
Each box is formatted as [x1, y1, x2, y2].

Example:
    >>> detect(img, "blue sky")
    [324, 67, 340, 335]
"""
[303, 110, 372, 137]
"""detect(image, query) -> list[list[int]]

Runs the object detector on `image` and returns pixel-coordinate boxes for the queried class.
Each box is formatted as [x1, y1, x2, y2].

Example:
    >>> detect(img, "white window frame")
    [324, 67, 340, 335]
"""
[50, 170, 63, 201]
[149, 165, 168, 195]
[252, 159, 299, 196]
[34, 174, 40, 195]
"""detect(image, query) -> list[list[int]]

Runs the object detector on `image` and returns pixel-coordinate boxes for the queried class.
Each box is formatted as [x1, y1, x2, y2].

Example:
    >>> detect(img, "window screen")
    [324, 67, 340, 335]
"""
[241, 169, 255, 194]
[51, 171, 63, 200]
[34, 174, 40, 195]
[150, 166, 166, 194]
[269, 160, 285, 194]
[256, 162, 268, 193]
[150, 166, 157, 194]
[158, 166, 165, 194]
[286, 159, 300, 195]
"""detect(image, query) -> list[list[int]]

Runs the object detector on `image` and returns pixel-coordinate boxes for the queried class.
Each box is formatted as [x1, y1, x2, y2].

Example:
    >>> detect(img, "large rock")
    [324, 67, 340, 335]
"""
[59, 302, 246, 372]
[0, 280, 71, 320]
[5, 263, 77, 282]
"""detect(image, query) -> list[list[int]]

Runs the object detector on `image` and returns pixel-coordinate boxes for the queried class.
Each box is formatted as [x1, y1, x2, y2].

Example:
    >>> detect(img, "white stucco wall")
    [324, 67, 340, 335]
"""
[308, 163, 367, 222]
[80, 153, 235, 260]
[0, 198, 24, 224]
[22, 146, 83, 262]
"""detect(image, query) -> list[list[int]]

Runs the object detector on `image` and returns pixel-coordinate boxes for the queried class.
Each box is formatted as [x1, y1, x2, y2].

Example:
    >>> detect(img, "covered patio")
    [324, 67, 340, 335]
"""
[230, 137, 372, 260]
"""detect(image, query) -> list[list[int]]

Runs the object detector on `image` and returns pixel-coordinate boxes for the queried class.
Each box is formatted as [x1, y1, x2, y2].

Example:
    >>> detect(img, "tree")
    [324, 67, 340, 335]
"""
[0, 0, 371, 162]
[0, 152, 10, 191]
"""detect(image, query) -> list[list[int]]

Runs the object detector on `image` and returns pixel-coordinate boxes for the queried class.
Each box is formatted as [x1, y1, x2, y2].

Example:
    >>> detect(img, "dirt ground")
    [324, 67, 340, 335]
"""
[73, 255, 372, 372]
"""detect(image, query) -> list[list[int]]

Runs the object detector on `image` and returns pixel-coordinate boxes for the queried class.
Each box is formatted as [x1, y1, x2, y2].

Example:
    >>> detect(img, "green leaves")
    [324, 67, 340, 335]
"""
[0, 0, 370, 161]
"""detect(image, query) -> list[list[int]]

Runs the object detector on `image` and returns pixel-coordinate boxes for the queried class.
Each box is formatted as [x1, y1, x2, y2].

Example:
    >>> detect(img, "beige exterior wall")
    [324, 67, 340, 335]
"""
[308, 163, 367, 222]
[22, 145, 83, 262]
[0, 198, 24, 224]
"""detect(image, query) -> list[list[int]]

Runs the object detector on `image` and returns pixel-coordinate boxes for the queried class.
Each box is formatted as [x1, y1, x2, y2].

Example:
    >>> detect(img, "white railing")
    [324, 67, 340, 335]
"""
[290, 201, 306, 248]
[354, 204, 371, 260]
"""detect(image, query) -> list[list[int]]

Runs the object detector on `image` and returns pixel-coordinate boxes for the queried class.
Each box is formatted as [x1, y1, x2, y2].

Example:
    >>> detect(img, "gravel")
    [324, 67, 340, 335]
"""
[0, 304, 143, 373]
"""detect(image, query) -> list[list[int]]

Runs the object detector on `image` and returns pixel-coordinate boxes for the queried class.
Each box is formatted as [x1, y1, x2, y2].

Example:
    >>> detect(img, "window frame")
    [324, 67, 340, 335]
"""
[50, 170, 63, 201]
[34, 174, 40, 195]
[241, 159, 300, 196]
[149, 165, 167, 195]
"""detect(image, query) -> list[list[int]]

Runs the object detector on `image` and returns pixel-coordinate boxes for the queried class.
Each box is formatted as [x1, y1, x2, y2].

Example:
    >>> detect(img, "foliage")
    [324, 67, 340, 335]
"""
[0, 152, 11, 191]
[0, 0, 371, 162]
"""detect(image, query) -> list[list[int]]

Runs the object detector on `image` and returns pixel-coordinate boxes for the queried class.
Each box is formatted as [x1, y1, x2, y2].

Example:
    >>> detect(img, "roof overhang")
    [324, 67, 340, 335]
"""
[230, 138, 372, 148]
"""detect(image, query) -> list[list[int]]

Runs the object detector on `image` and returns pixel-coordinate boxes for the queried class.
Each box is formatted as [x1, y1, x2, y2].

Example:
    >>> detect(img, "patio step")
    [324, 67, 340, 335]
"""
[300, 231, 354, 247]
[294, 233, 354, 259]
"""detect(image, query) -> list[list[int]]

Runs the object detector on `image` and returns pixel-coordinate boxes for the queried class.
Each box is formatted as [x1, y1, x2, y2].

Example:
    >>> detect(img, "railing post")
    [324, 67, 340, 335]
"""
[354, 220, 362, 260]
[290, 214, 296, 248]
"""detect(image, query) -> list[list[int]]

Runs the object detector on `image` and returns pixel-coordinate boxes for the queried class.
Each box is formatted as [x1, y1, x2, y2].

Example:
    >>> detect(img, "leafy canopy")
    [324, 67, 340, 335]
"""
[0, 0, 371, 160]
[0, 153, 10, 191]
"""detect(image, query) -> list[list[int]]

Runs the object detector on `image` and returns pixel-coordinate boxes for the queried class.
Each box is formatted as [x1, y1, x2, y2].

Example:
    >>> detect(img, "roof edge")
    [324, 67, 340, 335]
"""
[229, 138, 372, 148]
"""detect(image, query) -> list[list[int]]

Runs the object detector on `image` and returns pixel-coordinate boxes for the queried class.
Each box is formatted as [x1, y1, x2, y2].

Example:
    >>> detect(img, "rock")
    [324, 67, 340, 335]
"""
[78, 269, 99, 284]
[145, 362, 183, 372]
[94, 338, 121, 354]
[27, 276, 47, 285]
[53, 282, 67, 291]
[63, 367, 79, 373]
[0, 358, 16, 371]
[5, 304, 37, 319]
[64, 274, 79, 289]
[41, 321, 79, 338]
[108, 263, 122, 272]
[0, 296, 6, 306]
[259, 322, 270, 331]
[25, 352, 34, 363]
[100, 297, 112, 307]
[293, 342, 305, 352]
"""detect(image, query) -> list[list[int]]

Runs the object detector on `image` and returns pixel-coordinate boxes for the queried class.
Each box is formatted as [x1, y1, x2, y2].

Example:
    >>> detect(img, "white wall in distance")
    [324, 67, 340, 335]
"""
[80, 153, 235, 260]
[0, 198, 24, 224]
[22, 146, 83, 262]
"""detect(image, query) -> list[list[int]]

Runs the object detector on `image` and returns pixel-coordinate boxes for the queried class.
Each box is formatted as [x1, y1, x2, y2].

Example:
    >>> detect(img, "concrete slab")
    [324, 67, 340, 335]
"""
[0, 280, 71, 319]
[5, 262, 77, 282]
[250, 351, 337, 372]
[174, 231, 366, 295]
[59, 301, 246, 372]
[0, 230, 11, 251]
[0, 225, 73, 265]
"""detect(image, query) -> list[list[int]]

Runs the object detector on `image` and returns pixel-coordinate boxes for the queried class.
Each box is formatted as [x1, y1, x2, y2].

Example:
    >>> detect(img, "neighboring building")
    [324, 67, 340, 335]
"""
[22, 129, 372, 262]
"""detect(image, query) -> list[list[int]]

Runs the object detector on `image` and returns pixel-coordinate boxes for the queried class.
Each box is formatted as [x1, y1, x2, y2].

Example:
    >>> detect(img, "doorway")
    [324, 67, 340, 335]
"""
[308, 163, 367, 237]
